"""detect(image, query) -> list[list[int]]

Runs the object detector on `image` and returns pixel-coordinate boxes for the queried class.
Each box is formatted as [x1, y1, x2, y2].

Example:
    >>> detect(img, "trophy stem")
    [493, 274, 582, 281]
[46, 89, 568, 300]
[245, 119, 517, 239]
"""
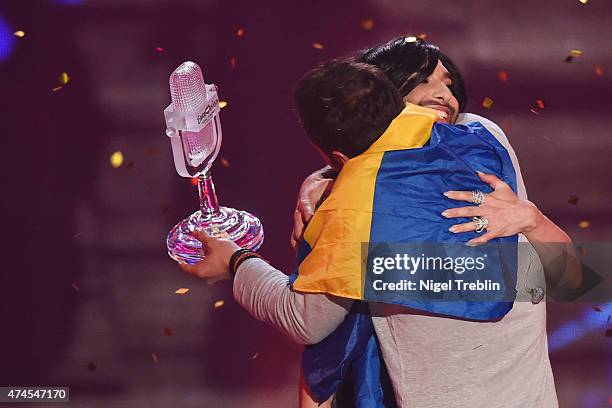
[198, 170, 220, 219]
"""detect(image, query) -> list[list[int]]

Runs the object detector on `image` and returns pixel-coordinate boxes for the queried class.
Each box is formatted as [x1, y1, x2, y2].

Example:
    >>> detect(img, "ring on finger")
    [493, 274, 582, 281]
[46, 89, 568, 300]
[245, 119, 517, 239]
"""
[471, 190, 485, 206]
[472, 216, 488, 233]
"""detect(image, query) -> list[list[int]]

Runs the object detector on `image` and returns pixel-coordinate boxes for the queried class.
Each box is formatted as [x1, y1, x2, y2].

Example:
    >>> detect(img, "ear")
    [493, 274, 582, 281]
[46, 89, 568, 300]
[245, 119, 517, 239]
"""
[330, 150, 350, 170]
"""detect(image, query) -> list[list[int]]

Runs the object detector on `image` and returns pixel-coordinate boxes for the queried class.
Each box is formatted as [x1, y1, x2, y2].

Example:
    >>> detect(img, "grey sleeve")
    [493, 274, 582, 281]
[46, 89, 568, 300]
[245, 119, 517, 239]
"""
[232, 257, 353, 345]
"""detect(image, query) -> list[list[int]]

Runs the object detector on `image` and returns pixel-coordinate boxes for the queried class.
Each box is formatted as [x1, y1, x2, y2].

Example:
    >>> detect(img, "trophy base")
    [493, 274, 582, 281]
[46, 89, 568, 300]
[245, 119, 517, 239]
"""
[167, 207, 264, 265]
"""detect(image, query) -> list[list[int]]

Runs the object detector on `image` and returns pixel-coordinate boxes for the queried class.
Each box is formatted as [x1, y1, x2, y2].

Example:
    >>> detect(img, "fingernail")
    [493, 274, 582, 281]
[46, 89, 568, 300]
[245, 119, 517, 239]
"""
[476, 171, 484, 175]
[465, 241, 477, 247]
[448, 226, 458, 233]
[441, 211, 450, 218]
[443, 191, 451, 197]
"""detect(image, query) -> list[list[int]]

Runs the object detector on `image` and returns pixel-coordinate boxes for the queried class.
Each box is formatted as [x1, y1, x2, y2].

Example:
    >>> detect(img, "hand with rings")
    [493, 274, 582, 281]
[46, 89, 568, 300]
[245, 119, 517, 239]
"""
[441, 171, 542, 246]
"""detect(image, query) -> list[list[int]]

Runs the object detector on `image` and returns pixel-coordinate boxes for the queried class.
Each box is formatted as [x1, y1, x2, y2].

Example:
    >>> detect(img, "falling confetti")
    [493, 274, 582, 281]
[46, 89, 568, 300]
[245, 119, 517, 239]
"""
[568, 195, 579, 205]
[595, 65, 603, 77]
[361, 18, 374, 30]
[236, 28, 245, 37]
[404, 36, 417, 43]
[214, 299, 225, 309]
[497, 71, 508, 83]
[87, 362, 97, 372]
[152, 353, 159, 363]
[154, 47, 164, 52]
[190, 177, 198, 186]
[219, 101, 228, 109]
[482, 97, 494, 109]
[593, 306, 603, 312]
[163, 327, 173, 337]
[71, 283, 80, 292]
[59, 72, 70, 85]
[220, 157, 230, 168]
[175, 288, 190, 295]
[251, 352, 260, 359]
[529, 108, 540, 116]
[52, 86, 63, 92]
[72, 232, 83, 239]
[110, 151, 124, 168]
[578, 220, 590, 229]
[579, 0, 588, 3]
[13, 30, 25, 38]
[230, 56, 237, 69]
[565, 49, 582, 63]
[312, 42, 325, 50]
[472, 344, 483, 350]
[536, 99, 545, 109]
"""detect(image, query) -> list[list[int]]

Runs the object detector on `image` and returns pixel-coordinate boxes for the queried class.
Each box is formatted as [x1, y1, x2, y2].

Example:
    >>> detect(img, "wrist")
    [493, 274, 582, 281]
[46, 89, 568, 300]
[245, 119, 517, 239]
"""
[522, 200, 544, 233]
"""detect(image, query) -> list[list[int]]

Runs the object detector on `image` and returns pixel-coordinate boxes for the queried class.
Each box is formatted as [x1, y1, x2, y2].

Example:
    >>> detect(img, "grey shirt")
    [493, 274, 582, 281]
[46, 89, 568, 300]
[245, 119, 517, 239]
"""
[233, 114, 558, 408]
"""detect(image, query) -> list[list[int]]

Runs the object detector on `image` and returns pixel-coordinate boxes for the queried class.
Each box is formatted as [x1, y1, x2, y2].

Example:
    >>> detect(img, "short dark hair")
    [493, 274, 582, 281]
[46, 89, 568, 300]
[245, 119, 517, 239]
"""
[358, 37, 467, 112]
[293, 58, 404, 158]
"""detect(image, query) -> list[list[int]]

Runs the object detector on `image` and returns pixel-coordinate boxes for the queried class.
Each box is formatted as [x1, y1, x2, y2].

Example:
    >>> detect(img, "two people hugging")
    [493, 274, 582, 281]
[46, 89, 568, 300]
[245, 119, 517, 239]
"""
[180, 37, 580, 408]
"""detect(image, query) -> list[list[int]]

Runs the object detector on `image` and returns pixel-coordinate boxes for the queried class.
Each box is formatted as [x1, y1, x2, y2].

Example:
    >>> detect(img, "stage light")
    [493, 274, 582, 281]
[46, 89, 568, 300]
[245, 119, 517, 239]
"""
[0, 14, 15, 62]
[548, 303, 612, 352]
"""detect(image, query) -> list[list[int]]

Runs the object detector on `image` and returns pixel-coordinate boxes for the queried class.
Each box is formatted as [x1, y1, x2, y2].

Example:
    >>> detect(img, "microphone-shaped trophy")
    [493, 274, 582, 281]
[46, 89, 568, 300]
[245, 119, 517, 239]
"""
[164, 61, 264, 264]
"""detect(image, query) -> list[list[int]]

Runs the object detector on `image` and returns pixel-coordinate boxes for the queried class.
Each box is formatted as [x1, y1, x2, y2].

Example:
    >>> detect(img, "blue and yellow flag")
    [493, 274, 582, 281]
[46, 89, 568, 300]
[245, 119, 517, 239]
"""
[291, 104, 519, 405]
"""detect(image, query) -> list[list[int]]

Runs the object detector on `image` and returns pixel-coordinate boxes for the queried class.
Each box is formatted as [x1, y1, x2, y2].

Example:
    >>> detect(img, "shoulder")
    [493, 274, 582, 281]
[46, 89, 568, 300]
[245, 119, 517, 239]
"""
[456, 113, 509, 145]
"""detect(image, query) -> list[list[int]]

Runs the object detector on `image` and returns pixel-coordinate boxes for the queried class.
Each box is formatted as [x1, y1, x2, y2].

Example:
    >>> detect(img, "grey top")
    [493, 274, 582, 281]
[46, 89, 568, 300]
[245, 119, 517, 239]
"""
[233, 114, 558, 408]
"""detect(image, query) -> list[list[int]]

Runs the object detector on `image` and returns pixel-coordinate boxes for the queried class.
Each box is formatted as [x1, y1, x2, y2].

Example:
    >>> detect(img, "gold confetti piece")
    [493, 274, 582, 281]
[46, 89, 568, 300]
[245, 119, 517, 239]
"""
[361, 18, 374, 30]
[230, 56, 237, 69]
[312, 42, 325, 50]
[175, 288, 190, 295]
[52, 86, 63, 92]
[482, 97, 494, 109]
[251, 352, 260, 359]
[579, 0, 588, 4]
[110, 151, 124, 168]
[404, 36, 417, 43]
[190, 177, 198, 186]
[595, 65, 603, 77]
[14, 30, 25, 38]
[219, 101, 228, 108]
[568, 195, 579, 205]
[59, 72, 70, 85]
[236, 28, 245, 37]
[163, 327, 173, 336]
[498, 71, 508, 82]
[570, 49, 582, 58]
[152, 353, 159, 363]
[536, 99, 545, 109]
[578, 220, 590, 228]
[71, 283, 80, 291]
[214, 299, 225, 309]
[220, 157, 230, 168]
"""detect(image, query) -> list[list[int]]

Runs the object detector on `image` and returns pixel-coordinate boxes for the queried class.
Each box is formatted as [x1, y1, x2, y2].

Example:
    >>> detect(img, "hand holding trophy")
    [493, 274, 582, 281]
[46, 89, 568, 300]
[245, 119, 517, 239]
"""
[164, 61, 264, 264]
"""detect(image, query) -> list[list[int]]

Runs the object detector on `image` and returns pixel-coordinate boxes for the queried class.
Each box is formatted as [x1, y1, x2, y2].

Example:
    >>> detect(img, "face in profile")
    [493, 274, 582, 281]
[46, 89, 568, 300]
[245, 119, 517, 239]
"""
[404, 61, 460, 124]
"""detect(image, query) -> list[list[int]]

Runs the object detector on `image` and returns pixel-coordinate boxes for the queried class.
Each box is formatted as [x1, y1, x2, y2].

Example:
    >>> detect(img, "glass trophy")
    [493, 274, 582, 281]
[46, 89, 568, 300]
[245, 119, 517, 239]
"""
[163, 61, 264, 264]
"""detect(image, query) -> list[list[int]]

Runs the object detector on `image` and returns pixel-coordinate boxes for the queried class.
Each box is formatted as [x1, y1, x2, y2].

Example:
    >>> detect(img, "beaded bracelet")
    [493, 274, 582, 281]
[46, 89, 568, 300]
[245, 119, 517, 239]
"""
[229, 248, 265, 277]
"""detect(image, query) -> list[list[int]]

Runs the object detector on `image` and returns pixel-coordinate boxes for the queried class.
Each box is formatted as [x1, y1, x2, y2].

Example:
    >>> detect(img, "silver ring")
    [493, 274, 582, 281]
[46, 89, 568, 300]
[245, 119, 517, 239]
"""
[472, 190, 485, 206]
[472, 216, 488, 233]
